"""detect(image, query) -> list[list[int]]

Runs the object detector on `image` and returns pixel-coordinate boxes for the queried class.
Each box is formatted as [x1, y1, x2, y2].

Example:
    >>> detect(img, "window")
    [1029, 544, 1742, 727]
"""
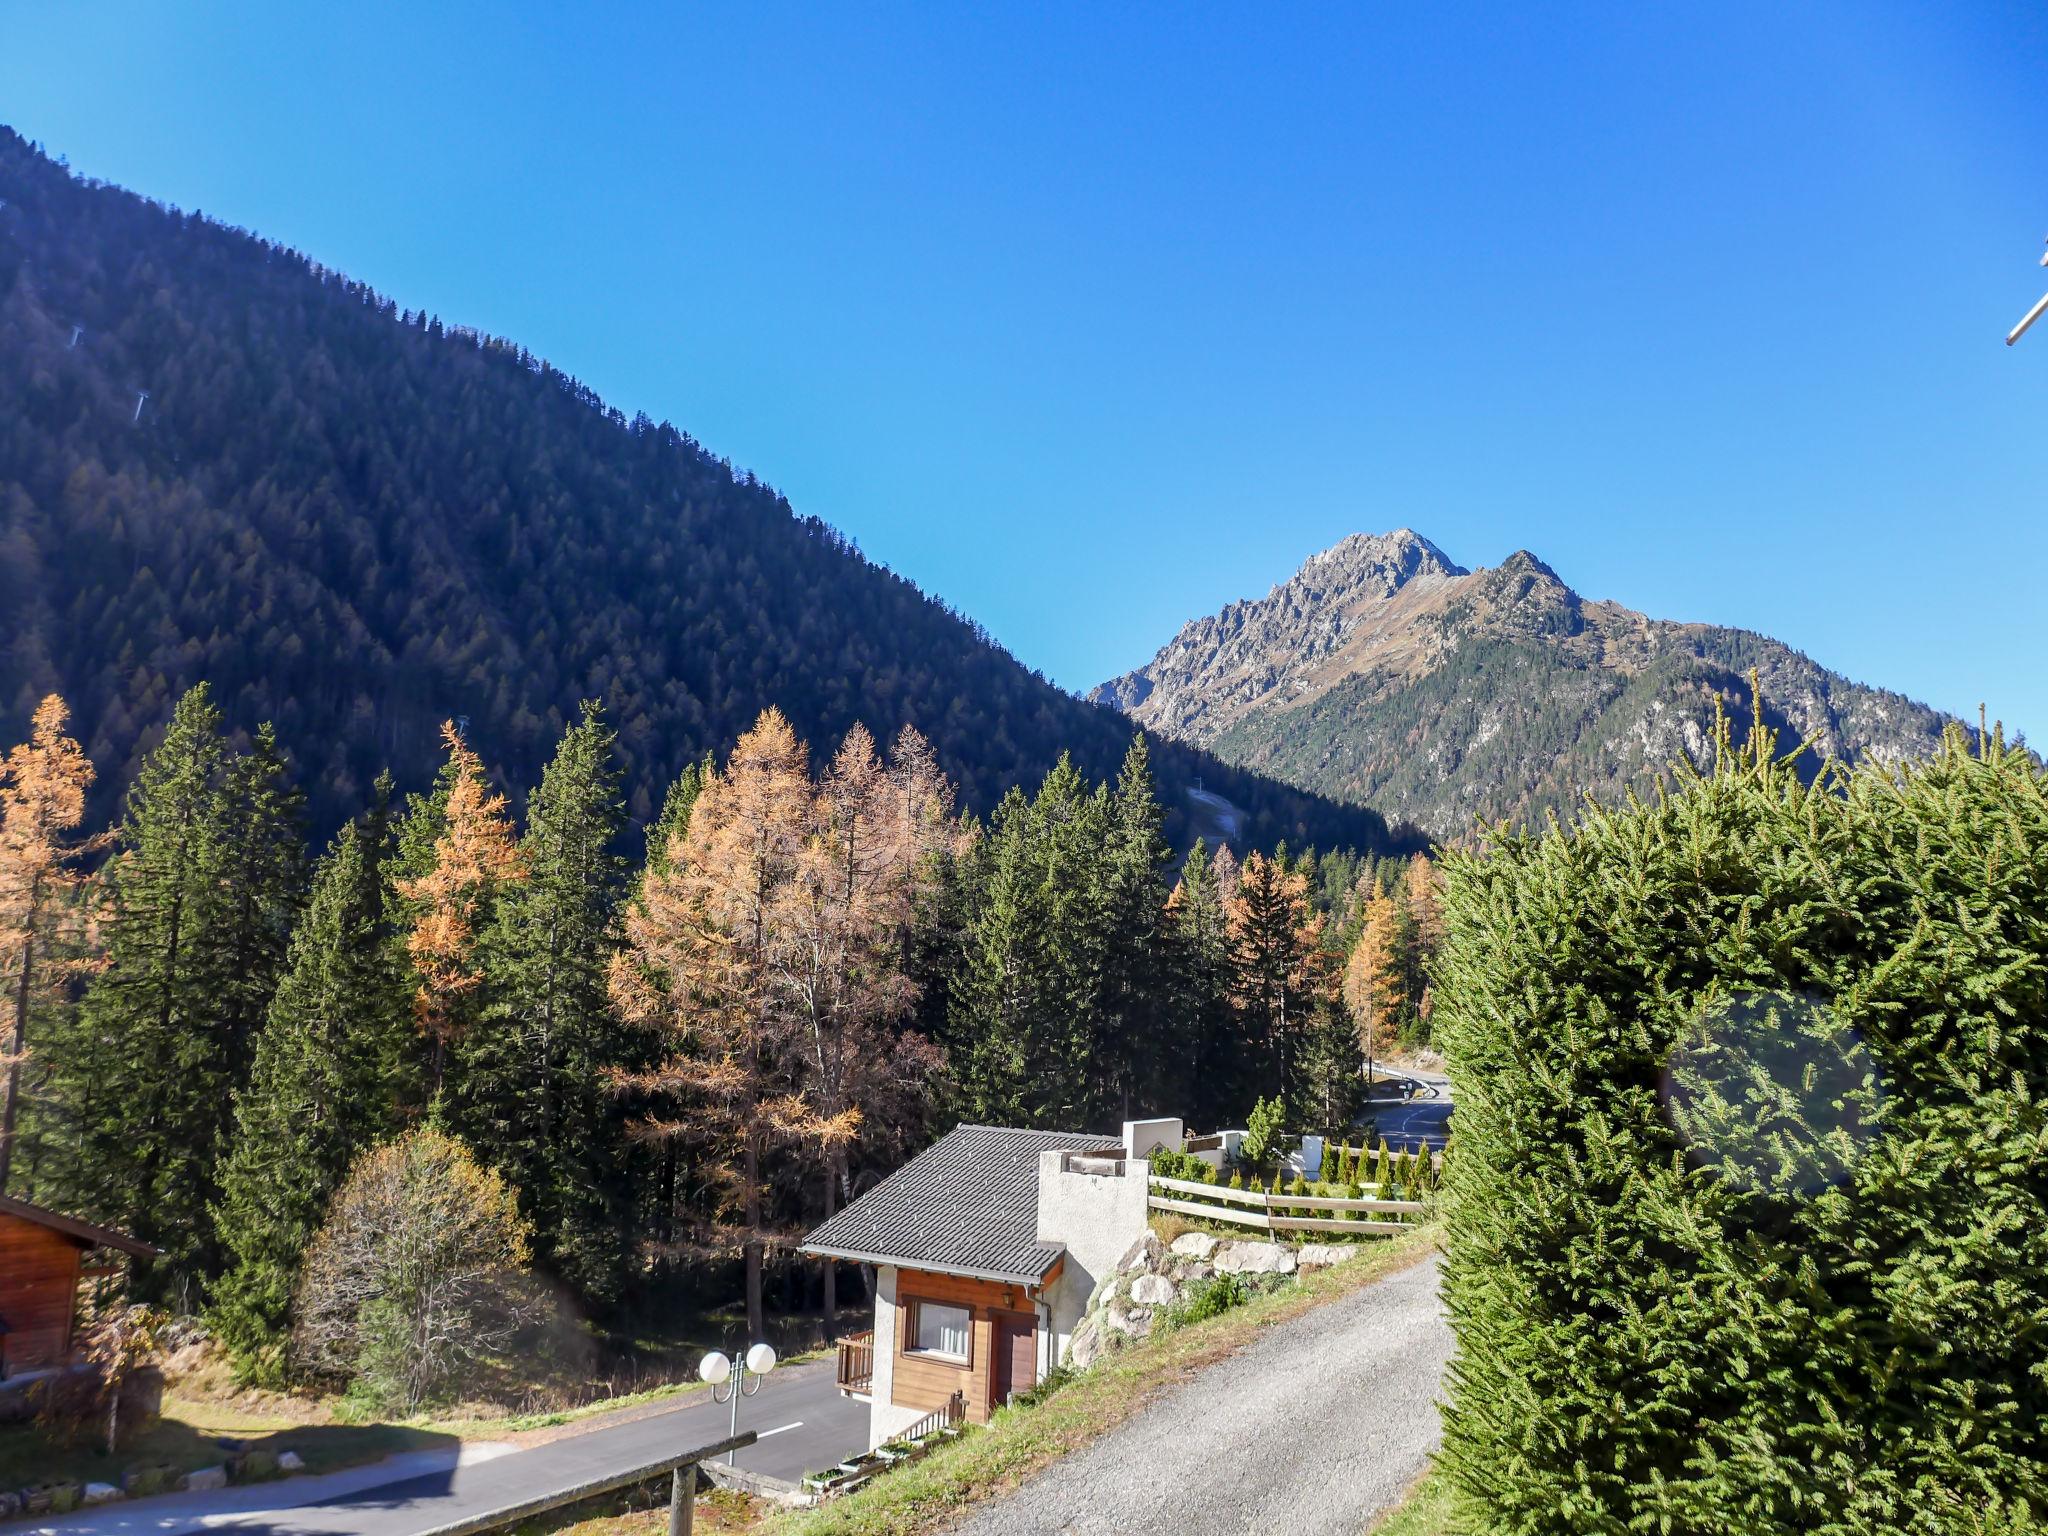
[906, 1299, 971, 1361]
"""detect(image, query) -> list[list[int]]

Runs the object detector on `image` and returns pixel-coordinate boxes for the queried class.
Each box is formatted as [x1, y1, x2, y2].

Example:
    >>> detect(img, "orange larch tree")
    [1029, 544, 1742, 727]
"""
[610, 707, 811, 1337]
[395, 723, 524, 1096]
[0, 695, 105, 1192]
[1343, 877, 1406, 1089]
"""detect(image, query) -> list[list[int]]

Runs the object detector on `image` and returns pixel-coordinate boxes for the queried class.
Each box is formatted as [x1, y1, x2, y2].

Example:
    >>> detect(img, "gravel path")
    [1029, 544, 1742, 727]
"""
[948, 1250, 1451, 1536]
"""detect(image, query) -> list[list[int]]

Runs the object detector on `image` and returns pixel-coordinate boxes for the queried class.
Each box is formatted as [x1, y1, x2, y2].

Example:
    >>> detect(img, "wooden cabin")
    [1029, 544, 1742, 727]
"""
[803, 1122, 1160, 1449]
[0, 1195, 155, 1379]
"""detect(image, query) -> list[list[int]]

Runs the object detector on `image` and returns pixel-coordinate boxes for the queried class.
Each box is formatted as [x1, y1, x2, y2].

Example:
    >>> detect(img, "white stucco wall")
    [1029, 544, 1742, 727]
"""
[1121, 1117, 1183, 1158]
[866, 1264, 930, 1448]
[1036, 1149, 1152, 1369]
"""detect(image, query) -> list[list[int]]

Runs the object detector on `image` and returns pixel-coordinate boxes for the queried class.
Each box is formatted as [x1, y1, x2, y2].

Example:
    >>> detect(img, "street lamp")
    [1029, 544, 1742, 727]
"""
[2006, 238, 2048, 347]
[699, 1342, 778, 1464]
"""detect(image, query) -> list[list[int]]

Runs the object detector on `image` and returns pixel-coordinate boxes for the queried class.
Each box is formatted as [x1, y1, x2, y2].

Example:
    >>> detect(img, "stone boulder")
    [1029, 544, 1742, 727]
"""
[1129, 1273, 1177, 1308]
[278, 1451, 306, 1473]
[1105, 1301, 1153, 1341]
[1213, 1240, 1297, 1276]
[1295, 1243, 1359, 1272]
[1067, 1314, 1103, 1371]
[82, 1483, 124, 1507]
[1169, 1231, 1219, 1260]
[1116, 1232, 1166, 1275]
[181, 1467, 229, 1493]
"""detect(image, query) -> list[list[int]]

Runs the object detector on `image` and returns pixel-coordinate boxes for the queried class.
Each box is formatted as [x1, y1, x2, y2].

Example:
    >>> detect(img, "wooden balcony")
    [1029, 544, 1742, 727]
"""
[835, 1329, 874, 1397]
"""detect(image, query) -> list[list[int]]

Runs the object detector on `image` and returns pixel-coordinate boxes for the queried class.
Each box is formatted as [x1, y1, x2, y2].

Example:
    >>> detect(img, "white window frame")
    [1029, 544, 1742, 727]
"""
[904, 1297, 972, 1364]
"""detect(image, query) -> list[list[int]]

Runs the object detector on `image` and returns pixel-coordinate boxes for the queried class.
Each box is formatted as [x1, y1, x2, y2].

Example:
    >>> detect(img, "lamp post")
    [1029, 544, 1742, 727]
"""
[698, 1342, 778, 1465]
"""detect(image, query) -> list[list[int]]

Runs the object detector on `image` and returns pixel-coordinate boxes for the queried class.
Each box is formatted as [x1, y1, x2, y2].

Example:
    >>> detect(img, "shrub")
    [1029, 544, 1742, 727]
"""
[1239, 1094, 1286, 1172]
[1436, 722, 2048, 1533]
[1148, 1148, 1213, 1184]
[293, 1128, 543, 1411]
[1163, 1271, 1256, 1330]
[1227, 1169, 1244, 1191]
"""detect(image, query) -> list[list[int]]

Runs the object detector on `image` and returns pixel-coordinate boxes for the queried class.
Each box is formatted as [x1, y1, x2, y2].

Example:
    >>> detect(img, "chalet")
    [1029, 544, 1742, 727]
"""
[0, 1195, 156, 1390]
[802, 1118, 1189, 1448]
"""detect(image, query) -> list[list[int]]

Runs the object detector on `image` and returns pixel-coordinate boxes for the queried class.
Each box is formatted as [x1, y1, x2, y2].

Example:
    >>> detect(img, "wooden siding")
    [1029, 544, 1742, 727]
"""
[890, 1269, 1035, 1424]
[0, 1213, 83, 1372]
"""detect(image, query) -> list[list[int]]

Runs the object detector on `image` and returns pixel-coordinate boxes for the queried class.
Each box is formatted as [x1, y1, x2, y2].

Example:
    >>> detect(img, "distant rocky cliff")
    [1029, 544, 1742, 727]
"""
[1092, 531, 1957, 839]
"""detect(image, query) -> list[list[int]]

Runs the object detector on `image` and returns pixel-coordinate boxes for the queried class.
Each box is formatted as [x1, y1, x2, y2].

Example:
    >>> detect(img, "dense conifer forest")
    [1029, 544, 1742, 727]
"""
[0, 127, 1394, 856]
[0, 687, 1440, 1399]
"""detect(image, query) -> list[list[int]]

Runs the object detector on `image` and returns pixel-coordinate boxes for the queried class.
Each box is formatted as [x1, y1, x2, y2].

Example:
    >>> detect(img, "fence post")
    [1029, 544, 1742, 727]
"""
[668, 1462, 697, 1536]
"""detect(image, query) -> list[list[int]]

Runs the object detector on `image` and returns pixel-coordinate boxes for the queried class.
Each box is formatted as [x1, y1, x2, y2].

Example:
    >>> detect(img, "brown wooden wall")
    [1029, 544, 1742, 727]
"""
[891, 1269, 1037, 1424]
[0, 1214, 83, 1372]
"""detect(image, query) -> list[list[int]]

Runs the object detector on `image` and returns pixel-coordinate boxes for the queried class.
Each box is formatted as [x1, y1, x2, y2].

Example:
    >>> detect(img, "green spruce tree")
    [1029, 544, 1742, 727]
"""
[67, 686, 306, 1296]
[210, 788, 405, 1379]
[464, 702, 632, 1308]
[1095, 736, 1173, 1119]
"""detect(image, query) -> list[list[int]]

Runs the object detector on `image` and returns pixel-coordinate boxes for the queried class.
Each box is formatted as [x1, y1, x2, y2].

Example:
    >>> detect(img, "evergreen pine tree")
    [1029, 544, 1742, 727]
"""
[1096, 736, 1172, 1118]
[1165, 838, 1240, 1129]
[210, 797, 406, 1380]
[66, 686, 306, 1296]
[465, 702, 631, 1308]
[947, 789, 1040, 1125]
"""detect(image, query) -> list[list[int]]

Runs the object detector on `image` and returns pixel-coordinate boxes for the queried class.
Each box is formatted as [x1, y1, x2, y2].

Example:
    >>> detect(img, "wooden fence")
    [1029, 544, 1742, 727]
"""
[1147, 1174, 1427, 1236]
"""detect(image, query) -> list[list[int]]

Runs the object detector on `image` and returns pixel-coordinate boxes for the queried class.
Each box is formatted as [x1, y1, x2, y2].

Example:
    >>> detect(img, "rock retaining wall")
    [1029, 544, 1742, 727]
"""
[1063, 1230, 1360, 1371]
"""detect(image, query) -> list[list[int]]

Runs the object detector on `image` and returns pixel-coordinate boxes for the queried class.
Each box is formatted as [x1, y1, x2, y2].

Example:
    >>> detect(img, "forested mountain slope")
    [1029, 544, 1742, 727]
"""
[0, 128, 1390, 852]
[1093, 529, 1958, 838]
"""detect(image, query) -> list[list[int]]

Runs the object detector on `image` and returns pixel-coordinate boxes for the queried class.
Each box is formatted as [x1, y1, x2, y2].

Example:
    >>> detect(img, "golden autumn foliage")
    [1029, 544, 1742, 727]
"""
[610, 708, 954, 1333]
[0, 694, 105, 1188]
[1344, 877, 1405, 1083]
[396, 723, 524, 1071]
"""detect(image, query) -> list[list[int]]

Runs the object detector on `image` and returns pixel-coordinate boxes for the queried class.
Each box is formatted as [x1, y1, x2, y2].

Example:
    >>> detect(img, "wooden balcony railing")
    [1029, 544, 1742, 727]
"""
[836, 1329, 874, 1395]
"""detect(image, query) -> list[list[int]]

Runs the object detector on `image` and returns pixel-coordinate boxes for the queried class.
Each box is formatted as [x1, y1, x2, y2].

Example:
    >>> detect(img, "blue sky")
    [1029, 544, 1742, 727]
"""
[5, 2, 2045, 736]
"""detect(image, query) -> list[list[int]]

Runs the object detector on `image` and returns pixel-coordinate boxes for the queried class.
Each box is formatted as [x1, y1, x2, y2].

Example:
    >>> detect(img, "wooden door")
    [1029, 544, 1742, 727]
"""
[990, 1312, 1037, 1407]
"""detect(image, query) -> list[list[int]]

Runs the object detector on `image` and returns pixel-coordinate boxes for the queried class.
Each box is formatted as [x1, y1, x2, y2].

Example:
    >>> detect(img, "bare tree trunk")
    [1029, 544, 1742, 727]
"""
[820, 1150, 840, 1330]
[0, 925, 34, 1193]
[744, 1124, 763, 1339]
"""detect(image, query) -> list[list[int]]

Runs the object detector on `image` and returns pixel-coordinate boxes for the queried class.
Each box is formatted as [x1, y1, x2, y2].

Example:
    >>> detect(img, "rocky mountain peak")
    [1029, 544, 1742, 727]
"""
[1288, 529, 1467, 606]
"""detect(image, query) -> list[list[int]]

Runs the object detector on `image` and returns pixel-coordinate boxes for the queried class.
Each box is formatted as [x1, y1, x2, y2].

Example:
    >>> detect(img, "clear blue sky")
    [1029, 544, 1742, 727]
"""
[5, 2, 2045, 737]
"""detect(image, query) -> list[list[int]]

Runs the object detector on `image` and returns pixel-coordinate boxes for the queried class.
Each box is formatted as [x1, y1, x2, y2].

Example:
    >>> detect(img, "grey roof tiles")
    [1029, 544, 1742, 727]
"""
[800, 1123, 1119, 1284]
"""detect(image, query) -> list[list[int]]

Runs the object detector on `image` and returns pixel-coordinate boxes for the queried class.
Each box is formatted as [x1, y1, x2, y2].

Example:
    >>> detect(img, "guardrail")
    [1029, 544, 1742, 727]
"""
[1147, 1174, 1426, 1235]
[410, 1430, 756, 1536]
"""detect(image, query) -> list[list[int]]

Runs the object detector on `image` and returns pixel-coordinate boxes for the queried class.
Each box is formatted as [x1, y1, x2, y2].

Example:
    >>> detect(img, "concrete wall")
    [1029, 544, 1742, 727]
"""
[1036, 1150, 1152, 1369]
[1121, 1117, 1183, 1159]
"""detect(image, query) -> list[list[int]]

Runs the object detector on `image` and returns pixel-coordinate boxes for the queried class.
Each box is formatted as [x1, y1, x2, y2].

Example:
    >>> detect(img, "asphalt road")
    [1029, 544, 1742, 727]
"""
[946, 1250, 1452, 1536]
[1356, 1067, 1453, 1152]
[27, 1359, 867, 1536]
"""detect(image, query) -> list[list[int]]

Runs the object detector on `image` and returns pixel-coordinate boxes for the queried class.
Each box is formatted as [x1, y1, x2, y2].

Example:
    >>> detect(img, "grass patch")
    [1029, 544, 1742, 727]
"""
[0, 1413, 448, 1493]
[1369, 1469, 1470, 1536]
[768, 1224, 1441, 1536]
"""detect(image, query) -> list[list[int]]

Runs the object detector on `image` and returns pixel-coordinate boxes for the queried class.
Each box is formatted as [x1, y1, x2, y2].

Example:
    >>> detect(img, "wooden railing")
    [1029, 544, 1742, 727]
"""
[1147, 1174, 1427, 1235]
[836, 1329, 874, 1395]
[898, 1389, 965, 1444]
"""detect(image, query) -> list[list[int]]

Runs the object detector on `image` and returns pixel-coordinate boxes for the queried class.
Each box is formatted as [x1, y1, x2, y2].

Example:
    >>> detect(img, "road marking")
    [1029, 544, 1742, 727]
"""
[756, 1421, 802, 1439]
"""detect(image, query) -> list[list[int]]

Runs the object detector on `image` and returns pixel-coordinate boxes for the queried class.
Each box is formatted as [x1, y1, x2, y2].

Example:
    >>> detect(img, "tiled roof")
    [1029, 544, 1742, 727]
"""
[800, 1124, 1119, 1284]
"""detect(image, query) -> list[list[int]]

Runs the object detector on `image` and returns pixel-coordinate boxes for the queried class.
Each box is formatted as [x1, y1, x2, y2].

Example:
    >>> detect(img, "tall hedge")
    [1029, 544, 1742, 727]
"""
[1435, 722, 2048, 1535]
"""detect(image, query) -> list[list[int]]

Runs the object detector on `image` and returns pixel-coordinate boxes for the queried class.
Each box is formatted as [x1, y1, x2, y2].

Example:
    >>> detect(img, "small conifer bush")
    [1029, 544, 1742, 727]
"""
[1436, 720, 2048, 1532]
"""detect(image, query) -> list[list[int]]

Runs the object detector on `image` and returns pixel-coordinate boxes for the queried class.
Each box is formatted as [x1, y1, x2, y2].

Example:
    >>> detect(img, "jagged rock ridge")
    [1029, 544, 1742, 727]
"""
[1091, 532, 1959, 838]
